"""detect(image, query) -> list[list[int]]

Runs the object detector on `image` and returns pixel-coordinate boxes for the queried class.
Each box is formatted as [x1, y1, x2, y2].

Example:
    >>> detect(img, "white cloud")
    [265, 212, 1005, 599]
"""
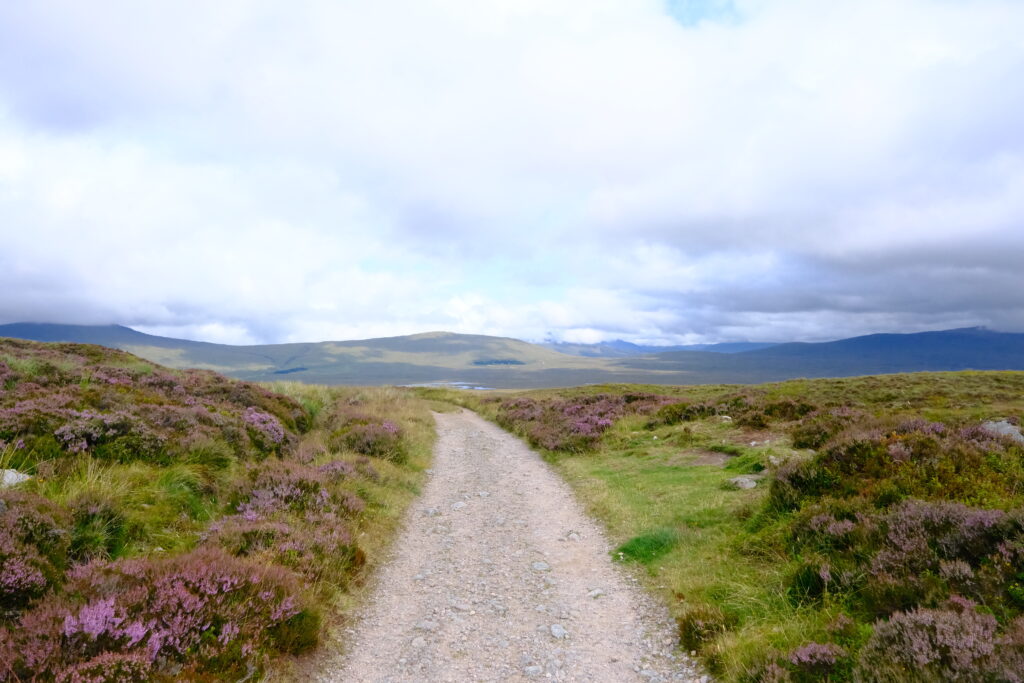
[0, 0, 1022, 344]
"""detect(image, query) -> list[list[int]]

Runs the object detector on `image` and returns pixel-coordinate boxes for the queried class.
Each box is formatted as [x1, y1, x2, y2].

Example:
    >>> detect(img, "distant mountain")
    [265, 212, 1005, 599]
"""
[543, 339, 777, 357]
[617, 327, 1024, 383]
[0, 323, 627, 388]
[2, 323, 1022, 388]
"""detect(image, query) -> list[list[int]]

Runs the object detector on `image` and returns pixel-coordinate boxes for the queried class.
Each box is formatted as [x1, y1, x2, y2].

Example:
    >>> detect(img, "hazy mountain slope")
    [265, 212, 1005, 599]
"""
[618, 327, 1024, 381]
[3, 323, 1023, 388]
[0, 324, 634, 387]
[543, 339, 776, 357]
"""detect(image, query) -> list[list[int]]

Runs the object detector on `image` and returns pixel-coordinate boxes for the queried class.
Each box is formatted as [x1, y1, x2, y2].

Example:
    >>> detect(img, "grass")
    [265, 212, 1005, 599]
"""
[422, 371, 1024, 680]
[554, 427, 800, 676]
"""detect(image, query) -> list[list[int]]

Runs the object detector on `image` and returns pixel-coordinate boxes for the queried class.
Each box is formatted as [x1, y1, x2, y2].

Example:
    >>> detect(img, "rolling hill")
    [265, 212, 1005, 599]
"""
[1, 323, 1022, 388]
[542, 339, 777, 357]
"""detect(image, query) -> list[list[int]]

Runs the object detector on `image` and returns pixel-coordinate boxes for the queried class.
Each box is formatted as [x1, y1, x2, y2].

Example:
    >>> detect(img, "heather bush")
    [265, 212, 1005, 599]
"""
[0, 341, 436, 679]
[772, 418, 1024, 511]
[648, 401, 717, 427]
[232, 460, 365, 521]
[0, 339, 304, 466]
[853, 598, 1008, 682]
[54, 653, 152, 683]
[678, 604, 738, 651]
[787, 642, 847, 680]
[496, 393, 671, 452]
[337, 420, 405, 462]
[0, 491, 71, 615]
[203, 512, 363, 585]
[1, 548, 316, 680]
[764, 399, 816, 422]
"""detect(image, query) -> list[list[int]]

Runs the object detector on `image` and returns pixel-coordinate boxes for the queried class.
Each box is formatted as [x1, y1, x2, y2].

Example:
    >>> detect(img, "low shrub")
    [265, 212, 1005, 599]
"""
[54, 652, 152, 683]
[678, 604, 738, 651]
[496, 393, 671, 452]
[853, 598, 1016, 682]
[648, 401, 717, 427]
[0, 548, 315, 680]
[0, 491, 71, 615]
[340, 421, 405, 462]
[0, 339, 304, 467]
[233, 460, 365, 521]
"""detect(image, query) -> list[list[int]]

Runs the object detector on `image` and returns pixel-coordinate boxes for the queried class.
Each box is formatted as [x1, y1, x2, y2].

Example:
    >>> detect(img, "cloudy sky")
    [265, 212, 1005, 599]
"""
[1, 0, 1022, 346]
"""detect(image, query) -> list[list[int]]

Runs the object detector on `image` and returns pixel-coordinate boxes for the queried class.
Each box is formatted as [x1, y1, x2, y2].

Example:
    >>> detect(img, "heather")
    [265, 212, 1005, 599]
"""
[493, 392, 673, 451]
[426, 371, 1024, 680]
[0, 339, 432, 680]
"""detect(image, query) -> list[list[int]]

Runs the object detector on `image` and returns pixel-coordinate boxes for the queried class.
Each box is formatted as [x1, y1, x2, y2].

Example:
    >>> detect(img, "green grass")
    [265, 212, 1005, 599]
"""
[615, 528, 679, 564]
[428, 371, 1024, 680]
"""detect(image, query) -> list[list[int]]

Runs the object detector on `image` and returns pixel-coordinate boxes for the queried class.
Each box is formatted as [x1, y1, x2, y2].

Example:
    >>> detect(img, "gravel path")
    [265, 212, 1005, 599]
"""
[316, 409, 706, 682]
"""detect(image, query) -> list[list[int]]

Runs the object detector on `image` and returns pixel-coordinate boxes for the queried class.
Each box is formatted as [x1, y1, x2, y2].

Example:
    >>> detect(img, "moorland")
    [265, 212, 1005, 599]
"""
[0, 338, 435, 680]
[419, 371, 1024, 680]
[3, 332, 1024, 681]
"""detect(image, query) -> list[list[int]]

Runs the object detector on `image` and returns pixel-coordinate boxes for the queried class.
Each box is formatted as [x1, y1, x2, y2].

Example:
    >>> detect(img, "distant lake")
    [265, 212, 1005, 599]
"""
[402, 381, 495, 391]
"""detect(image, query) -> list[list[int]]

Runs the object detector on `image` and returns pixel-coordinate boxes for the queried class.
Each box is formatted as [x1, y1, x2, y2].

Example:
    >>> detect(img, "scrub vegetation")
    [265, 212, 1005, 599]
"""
[419, 371, 1024, 681]
[0, 338, 432, 681]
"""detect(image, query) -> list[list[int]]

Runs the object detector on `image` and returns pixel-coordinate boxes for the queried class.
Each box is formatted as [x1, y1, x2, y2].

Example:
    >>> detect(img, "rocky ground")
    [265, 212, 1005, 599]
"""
[315, 409, 706, 682]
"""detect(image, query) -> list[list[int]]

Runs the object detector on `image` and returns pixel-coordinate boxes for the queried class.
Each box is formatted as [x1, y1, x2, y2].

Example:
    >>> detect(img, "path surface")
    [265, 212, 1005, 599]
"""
[317, 410, 706, 682]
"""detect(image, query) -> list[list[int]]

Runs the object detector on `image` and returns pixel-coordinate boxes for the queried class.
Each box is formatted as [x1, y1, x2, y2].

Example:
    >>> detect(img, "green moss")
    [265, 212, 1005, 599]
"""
[615, 528, 679, 564]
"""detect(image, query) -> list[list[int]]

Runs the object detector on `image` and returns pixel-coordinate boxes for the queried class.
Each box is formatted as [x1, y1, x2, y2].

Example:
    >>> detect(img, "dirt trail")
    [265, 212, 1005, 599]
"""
[316, 410, 705, 682]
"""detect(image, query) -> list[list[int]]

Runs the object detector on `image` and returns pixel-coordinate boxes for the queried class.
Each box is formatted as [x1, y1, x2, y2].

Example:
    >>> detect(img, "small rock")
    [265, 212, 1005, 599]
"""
[640, 670, 660, 680]
[549, 624, 568, 639]
[523, 665, 543, 677]
[587, 588, 605, 599]
[451, 602, 471, 611]
[726, 476, 758, 490]
[531, 561, 550, 572]
[411, 636, 426, 648]
[718, 415, 733, 422]
[982, 420, 1024, 444]
[415, 620, 439, 632]
[478, 491, 490, 497]
[1, 469, 31, 488]
[423, 507, 440, 517]
[567, 532, 581, 542]
[451, 502, 467, 511]
[425, 468, 434, 475]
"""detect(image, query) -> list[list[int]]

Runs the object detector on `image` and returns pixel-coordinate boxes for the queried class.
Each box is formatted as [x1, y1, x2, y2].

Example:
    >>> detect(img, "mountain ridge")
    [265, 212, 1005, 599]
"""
[1, 322, 1022, 388]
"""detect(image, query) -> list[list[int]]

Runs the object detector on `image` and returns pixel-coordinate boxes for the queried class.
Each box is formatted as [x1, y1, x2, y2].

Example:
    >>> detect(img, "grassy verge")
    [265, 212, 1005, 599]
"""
[0, 340, 432, 681]
[417, 371, 1024, 681]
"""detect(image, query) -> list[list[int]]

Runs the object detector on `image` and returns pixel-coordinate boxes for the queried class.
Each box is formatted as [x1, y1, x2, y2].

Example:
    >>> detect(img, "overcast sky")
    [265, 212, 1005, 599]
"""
[1, 0, 1022, 346]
